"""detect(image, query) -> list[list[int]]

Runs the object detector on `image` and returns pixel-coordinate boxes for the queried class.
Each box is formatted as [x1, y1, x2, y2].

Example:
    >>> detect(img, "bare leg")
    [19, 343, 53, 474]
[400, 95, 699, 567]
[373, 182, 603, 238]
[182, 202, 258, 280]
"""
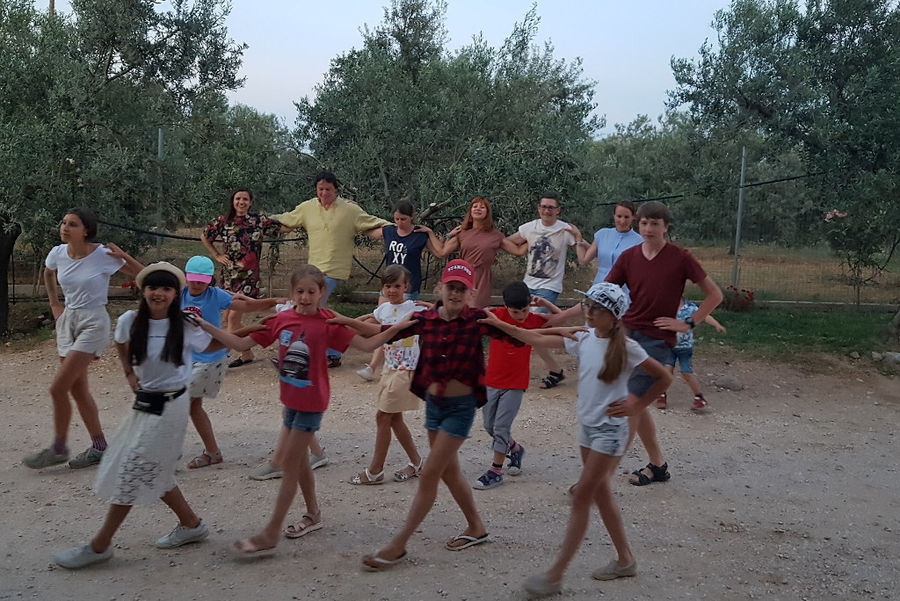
[682, 373, 702, 396]
[369, 430, 481, 561]
[271, 425, 289, 467]
[160, 486, 202, 528]
[226, 309, 253, 362]
[236, 429, 315, 551]
[368, 346, 385, 372]
[189, 397, 221, 456]
[367, 411, 393, 474]
[390, 414, 422, 467]
[91, 504, 131, 553]
[51, 352, 102, 440]
[535, 346, 561, 374]
[440, 438, 487, 546]
[308, 434, 324, 458]
[544, 448, 627, 583]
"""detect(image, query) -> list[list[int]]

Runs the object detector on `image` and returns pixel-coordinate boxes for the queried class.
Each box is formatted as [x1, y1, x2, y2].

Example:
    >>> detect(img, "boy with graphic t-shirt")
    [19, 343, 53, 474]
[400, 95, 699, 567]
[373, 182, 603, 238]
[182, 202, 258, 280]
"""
[473, 282, 561, 490]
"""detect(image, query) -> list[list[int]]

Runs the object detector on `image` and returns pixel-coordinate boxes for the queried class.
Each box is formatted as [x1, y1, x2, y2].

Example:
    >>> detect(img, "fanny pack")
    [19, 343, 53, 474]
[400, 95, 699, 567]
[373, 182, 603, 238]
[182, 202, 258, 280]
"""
[133, 388, 186, 416]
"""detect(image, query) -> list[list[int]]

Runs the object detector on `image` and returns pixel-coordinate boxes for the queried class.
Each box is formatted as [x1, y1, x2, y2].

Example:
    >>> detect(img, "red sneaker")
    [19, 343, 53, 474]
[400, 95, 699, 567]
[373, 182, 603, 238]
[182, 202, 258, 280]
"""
[654, 392, 667, 409]
[692, 394, 709, 412]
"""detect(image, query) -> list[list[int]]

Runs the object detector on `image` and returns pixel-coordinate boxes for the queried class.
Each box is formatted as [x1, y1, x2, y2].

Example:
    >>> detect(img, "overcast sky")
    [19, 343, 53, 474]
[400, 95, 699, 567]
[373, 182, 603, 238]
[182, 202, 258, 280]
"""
[51, 1, 732, 134]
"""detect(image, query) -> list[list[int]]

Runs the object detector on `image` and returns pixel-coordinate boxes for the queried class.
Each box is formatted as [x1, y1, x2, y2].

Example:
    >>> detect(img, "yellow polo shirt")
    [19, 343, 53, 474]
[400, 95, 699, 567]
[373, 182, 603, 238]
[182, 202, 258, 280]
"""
[273, 197, 390, 280]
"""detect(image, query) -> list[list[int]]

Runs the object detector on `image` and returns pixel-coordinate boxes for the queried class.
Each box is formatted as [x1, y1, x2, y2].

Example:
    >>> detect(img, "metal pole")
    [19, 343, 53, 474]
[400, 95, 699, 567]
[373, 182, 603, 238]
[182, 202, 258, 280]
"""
[156, 128, 163, 260]
[731, 146, 747, 287]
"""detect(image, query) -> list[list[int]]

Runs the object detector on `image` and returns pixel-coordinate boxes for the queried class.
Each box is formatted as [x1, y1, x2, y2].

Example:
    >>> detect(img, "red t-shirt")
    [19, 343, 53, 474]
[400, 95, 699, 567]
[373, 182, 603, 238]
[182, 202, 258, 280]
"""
[485, 308, 547, 390]
[606, 243, 706, 347]
[249, 309, 355, 412]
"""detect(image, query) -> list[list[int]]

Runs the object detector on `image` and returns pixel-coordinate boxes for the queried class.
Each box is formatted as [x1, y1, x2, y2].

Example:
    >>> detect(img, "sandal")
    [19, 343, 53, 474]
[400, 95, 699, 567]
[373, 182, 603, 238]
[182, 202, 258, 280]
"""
[362, 550, 408, 572]
[629, 462, 671, 486]
[187, 450, 223, 469]
[540, 370, 565, 389]
[284, 512, 323, 538]
[654, 392, 667, 409]
[350, 468, 385, 485]
[393, 458, 424, 482]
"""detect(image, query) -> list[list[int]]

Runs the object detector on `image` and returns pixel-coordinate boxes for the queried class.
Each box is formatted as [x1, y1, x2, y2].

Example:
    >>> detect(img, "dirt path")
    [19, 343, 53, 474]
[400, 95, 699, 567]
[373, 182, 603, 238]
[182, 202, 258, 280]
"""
[1, 341, 896, 601]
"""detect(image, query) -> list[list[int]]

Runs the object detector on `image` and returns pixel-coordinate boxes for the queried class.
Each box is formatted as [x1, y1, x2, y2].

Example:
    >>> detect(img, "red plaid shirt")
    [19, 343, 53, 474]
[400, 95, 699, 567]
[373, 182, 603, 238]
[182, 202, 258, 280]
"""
[385, 304, 520, 407]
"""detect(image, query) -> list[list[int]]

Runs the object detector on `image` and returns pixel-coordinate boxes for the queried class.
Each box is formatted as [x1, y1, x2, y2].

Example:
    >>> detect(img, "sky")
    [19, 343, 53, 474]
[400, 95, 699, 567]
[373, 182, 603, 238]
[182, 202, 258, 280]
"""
[51, 0, 732, 134]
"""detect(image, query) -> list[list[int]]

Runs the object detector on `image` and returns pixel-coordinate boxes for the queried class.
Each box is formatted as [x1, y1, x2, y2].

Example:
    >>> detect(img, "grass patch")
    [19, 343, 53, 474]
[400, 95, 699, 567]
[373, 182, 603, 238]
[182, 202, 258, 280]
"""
[698, 307, 894, 360]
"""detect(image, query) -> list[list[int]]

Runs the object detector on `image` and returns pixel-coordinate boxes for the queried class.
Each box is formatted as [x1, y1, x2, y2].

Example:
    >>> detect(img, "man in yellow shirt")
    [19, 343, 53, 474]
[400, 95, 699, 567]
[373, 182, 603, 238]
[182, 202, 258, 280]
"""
[273, 171, 390, 367]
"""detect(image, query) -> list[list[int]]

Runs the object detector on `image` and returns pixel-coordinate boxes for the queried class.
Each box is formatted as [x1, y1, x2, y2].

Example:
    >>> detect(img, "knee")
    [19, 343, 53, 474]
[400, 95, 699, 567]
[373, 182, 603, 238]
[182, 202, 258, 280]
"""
[375, 411, 393, 427]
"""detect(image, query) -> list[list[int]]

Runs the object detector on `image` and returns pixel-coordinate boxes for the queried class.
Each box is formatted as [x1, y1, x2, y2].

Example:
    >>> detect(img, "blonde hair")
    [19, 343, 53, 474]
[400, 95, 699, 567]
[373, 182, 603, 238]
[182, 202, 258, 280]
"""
[597, 317, 627, 384]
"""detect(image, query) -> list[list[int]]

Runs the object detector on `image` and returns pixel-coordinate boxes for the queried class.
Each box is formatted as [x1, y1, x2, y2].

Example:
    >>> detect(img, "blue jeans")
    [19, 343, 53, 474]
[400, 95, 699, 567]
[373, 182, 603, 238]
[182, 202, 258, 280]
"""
[322, 276, 342, 361]
[283, 408, 323, 432]
[528, 288, 559, 313]
[667, 346, 694, 374]
[626, 330, 674, 396]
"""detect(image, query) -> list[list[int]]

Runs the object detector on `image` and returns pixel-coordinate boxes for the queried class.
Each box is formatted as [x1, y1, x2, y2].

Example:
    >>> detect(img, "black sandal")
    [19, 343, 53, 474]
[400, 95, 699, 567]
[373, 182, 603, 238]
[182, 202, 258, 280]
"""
[629, 462, 671, 486]
[541, 370, 565, 389]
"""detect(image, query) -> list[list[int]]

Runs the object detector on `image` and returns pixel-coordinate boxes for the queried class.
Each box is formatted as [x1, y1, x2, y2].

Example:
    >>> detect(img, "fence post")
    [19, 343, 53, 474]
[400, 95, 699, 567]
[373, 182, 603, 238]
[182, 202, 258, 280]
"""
[731, 146, 747, 287]
[156, 127, 164, 260]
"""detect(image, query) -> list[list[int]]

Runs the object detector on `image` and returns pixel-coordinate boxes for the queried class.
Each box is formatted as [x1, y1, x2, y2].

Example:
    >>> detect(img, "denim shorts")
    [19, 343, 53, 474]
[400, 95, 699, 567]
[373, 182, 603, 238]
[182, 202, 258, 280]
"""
[283, 408, 323, 432]
[424, 394, 477, 439]
[627, 330, 675, 396]
[578, 421, 629, 457]
[666, 347, 694, 374]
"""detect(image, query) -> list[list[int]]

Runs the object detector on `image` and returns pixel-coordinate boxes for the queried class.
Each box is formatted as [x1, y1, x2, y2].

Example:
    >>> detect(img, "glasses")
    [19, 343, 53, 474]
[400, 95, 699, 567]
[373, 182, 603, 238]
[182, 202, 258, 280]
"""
[539, 205, 559, 211]
[580, 299, 605, 313]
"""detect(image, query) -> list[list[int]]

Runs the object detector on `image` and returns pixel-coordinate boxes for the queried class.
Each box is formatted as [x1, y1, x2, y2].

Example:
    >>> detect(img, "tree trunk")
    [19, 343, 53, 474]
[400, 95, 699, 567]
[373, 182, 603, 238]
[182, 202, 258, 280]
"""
[0, 222, 22, 335]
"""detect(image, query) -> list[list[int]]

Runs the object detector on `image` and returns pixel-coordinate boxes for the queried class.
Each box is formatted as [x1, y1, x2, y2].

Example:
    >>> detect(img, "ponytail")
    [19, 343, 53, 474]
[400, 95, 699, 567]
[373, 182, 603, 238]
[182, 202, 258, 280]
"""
[597, 319, 627, 384]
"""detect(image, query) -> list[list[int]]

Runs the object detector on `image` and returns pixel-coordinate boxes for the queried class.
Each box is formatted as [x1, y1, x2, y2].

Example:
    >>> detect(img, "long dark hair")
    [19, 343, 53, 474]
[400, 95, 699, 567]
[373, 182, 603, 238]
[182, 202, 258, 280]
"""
[224, 189, 253, 223]
[66, 207, 99, 241]
[128, 271, 185, 367]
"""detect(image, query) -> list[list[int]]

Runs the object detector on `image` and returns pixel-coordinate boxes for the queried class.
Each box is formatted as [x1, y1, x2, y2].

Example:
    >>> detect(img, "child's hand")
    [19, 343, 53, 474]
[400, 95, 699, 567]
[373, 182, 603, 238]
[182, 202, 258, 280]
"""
[231, 292, 252, 303]
[358, 314, 377, 324]
[477, 310, 504, 327]
[606, 396, 641, 418]
[531, 295, 550, 309]
[325, 311, 353, 325]
[104, 242, 128, 260]
[653, 316, 690, 332]
[714, 323, 727, 334]
[125, 372, 140, 391]
[414, 300, 434, 309]
[555, 326, 587, 340]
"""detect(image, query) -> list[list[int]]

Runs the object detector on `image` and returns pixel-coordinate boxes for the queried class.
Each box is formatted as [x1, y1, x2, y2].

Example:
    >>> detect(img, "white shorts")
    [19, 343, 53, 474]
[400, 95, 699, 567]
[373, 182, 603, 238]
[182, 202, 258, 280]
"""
[55, 306, 110, 357]
[577, 421, 629, 457]
[188, 357, 229, 398]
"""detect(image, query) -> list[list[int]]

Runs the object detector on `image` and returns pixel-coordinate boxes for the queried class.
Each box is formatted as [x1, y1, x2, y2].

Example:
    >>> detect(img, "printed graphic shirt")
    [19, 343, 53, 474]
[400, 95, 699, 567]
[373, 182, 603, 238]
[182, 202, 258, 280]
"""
[249, 309, 355, 412]
[373, 300, 426, 371]
[674, 301, 699, 349]
[180, 286, 233, 363]
[382, 226, 429, 294]
[517, 219, 575, 293]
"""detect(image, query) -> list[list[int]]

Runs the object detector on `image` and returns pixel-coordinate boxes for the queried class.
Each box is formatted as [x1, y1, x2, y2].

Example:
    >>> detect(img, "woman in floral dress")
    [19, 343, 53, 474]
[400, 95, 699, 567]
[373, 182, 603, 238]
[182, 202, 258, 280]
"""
[202, 189, 281, 367]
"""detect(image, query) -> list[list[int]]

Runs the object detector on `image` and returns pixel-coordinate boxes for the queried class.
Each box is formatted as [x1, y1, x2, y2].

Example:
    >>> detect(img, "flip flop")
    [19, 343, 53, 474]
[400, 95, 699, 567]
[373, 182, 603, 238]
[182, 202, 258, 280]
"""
[362, 551, 408, 572]
[445, 533, 489, 551]
[233, 536, 276, 555]
[283, 512, 323, 539]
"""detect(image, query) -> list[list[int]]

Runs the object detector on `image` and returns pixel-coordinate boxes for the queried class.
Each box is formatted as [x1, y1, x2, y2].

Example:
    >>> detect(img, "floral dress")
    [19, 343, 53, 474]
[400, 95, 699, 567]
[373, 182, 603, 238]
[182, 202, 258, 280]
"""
[204, 213, 281, 298]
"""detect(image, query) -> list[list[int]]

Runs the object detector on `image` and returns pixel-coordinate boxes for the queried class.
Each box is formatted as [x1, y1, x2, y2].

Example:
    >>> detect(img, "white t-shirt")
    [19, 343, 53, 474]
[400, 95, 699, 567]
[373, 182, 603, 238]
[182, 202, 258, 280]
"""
[372, 300, 425, 371]
[45, 244, 125, 309]
[564, 331, 648, 427]
[114, 310, 212, 391]
[517, 219, 575, 293]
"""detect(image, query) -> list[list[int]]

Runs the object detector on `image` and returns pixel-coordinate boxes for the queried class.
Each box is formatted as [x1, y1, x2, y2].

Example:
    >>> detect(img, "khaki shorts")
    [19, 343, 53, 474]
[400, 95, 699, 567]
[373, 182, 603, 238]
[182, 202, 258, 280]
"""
[188, 356, 229, 398]
[376, 369, 420, 413]
[56, 306, 110, 357]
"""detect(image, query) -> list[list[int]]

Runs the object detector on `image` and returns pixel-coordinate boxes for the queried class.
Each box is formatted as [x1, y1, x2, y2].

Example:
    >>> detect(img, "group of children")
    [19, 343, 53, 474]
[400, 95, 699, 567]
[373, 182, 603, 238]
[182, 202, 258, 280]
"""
[48, 242, 722, 598]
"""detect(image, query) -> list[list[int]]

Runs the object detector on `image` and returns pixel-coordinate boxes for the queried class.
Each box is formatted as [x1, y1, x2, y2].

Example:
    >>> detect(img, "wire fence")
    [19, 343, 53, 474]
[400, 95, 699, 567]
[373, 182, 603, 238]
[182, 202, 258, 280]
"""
[6, 168, 900, 306]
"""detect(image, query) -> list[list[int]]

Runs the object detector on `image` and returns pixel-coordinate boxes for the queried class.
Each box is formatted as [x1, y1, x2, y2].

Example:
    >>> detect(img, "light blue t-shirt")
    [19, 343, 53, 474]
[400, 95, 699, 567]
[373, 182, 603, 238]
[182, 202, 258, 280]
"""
[675, 301, 699, 349]
[180, 286, 233, 363]
[592, 227, 644, 285]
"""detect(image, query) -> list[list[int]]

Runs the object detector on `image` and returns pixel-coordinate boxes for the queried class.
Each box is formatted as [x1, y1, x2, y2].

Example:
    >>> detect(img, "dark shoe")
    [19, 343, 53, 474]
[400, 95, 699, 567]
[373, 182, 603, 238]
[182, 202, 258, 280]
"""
[68, 446, 103, 469]
[327, 356, 342, 369]
[629, 462, 671, 486]
[228, 358, 253, 368]
[473, 470, 503, 490]
[507, 444, 525, 476]
[540, 370, 565, 389]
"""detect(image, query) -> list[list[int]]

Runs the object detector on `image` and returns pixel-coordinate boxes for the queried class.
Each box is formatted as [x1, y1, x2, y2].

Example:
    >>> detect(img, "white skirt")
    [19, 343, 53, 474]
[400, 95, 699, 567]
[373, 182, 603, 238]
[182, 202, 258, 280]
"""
[94, 392, 189, 506]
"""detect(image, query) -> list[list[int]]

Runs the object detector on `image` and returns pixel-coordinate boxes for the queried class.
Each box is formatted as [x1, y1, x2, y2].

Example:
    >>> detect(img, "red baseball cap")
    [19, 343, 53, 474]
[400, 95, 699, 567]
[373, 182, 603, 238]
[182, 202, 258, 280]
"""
[441, 259, 475, 289]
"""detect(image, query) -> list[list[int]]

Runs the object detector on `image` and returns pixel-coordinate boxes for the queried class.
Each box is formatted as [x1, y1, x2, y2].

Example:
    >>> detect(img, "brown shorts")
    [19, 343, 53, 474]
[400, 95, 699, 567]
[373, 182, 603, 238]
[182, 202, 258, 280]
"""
[376, 369, 420, 413]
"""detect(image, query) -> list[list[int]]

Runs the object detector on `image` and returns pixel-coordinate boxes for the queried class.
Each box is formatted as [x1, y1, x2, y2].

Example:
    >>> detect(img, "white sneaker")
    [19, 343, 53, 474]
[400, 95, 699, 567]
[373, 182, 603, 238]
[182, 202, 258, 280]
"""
[249, 461, 283, 480]
[155, 521, 209, 548]
[53, 543, 113, 569]
[310, 452, 328, 470]
[355, 365, 375, 382]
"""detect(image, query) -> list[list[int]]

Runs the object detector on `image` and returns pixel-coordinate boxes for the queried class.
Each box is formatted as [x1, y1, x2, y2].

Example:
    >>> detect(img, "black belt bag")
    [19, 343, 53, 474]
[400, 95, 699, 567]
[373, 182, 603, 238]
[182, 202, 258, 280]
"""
[133, 388, 186, 416]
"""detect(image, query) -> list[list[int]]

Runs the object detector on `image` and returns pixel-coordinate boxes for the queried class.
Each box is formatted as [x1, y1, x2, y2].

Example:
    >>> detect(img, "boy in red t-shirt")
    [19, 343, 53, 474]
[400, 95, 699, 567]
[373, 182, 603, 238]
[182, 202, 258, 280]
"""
[474, 282, 561, 490]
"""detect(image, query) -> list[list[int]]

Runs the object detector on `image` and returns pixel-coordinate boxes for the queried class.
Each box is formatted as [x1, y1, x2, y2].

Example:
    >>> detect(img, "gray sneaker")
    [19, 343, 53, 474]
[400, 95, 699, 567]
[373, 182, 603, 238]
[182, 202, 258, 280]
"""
[68, 446, 104, 469]
[23, 447, 69, 469]
[53, 543, 113, 569]
[155, 521, 209, 549]
[310, 451, 328, 470]
[249, 461, 283, 480]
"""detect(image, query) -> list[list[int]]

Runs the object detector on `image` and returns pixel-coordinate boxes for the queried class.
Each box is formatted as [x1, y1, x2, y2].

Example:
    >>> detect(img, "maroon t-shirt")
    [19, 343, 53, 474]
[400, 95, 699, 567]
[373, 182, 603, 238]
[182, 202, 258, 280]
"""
[606, 243, 706, 347]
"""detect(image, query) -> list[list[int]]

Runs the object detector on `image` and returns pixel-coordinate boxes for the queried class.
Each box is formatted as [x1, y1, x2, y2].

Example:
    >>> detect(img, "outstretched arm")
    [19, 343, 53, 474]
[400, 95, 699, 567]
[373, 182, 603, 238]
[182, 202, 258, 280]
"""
[704, 314, 726, 333]
[348, 318, 417, 352]
[106, 243, 144, 278]
[229, 293, 288, 313]
[197, 319, 258, 352]
[478, 310, 582, 349]
[502, 234, 528, 256]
